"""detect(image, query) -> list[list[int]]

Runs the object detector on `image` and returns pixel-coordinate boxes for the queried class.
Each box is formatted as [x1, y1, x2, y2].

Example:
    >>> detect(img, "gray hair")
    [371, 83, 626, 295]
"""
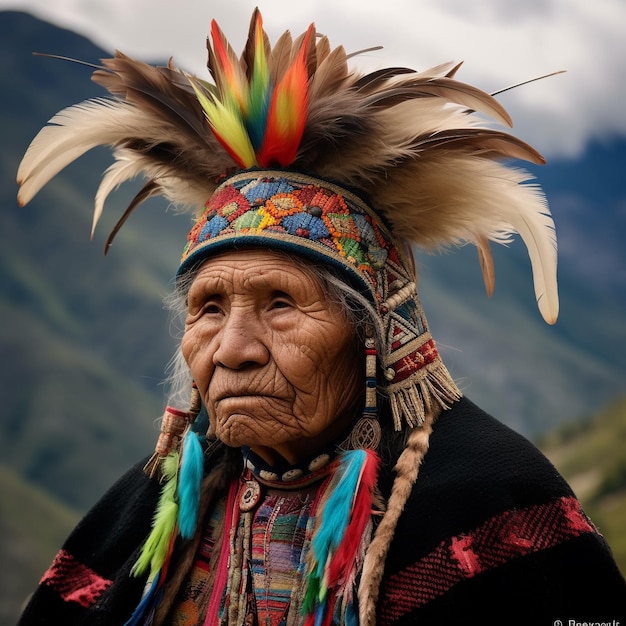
[163, 251, 381, 409]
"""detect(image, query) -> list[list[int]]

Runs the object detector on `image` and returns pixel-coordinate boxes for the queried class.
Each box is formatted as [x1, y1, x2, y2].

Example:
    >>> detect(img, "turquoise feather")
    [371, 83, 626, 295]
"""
[311, 450, 365, 576]
[303, 450, 367, 619]
[178, 430, 204, 539]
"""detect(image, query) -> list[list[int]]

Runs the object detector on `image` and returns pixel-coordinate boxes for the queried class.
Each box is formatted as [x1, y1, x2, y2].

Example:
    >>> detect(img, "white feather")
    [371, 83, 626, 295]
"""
[17, 100, 137, 206]
[504, 187, 558, 324]
[373, 156, 558, 323]
[93, 156, 148, 236]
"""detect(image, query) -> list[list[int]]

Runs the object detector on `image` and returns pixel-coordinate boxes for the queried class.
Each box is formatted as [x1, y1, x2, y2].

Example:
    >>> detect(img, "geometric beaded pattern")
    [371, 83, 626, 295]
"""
[180, 170, 393, 291]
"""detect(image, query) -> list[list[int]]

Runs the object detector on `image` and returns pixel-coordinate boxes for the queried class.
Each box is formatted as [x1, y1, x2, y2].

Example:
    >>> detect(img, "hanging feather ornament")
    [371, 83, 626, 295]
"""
[303, 449, 380, 626]
[132, 451, 180, 581]
[122, 452, 179, 626]
[177, 426, 204, 540]
[126, 408, 204, 624]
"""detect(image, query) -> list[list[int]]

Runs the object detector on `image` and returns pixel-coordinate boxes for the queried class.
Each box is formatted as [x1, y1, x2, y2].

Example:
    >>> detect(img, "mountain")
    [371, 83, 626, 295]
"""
[1, 11, 191, 511]
[537, 396, 626, 578]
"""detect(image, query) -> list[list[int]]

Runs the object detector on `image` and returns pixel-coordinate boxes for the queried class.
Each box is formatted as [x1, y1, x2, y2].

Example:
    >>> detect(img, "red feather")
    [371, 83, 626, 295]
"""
[327, 449, 380, 588]
[257, 23, 314, 167]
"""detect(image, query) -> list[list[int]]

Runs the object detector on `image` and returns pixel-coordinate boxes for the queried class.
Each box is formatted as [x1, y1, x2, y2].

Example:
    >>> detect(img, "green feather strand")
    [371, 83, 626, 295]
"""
[131, 451, 179, 580]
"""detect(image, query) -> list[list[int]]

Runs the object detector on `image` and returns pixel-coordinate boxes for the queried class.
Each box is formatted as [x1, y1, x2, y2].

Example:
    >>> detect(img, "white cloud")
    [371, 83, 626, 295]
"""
[2, 0, 625, 158]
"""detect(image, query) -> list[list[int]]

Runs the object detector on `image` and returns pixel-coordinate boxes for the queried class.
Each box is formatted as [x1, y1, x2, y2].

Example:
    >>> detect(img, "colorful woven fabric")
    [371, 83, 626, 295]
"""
[378, 495, 596, 622]
[170, 500, 227, 626]
[169, 478, 321, 626]
[250, 493, 316, 626]
[179, 171, 393, 295]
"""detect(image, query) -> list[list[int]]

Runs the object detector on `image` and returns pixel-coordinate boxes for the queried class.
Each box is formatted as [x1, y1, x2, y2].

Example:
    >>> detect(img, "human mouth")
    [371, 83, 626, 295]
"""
[213, 391, 276, 403]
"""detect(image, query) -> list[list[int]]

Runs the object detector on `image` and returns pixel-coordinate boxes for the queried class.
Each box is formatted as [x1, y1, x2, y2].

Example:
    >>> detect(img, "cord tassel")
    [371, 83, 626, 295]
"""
[143, 407, 191, 478]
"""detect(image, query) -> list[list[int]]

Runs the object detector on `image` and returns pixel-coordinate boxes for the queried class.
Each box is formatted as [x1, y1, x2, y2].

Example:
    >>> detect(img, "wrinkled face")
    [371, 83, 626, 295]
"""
[181, 249, 363, 466]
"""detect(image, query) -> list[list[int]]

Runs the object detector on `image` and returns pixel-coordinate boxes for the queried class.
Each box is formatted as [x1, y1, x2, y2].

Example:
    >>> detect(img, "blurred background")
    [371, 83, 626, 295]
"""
[1, 1, 625, 624]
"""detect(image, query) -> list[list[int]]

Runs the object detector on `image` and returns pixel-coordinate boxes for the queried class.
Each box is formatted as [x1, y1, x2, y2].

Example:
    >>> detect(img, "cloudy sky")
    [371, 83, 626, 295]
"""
[2, 0, 625, 159]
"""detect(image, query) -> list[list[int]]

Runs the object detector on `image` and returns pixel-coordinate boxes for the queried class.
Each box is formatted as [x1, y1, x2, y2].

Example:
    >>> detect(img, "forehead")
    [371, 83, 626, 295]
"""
[189, 249, 323, 293]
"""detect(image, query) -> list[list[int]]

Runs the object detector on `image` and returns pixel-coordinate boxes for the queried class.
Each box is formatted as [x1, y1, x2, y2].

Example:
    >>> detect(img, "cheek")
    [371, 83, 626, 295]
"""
[181, 327, 215, 392]
[283, 325, 363, 414]
[321, 337, 363, 408]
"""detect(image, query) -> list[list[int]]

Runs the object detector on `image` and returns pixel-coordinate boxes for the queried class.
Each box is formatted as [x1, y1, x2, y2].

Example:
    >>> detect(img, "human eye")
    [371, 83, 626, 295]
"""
[186, 287, 224, 321]
[201, 296, 225, 315]
[269, 290, 294, 310]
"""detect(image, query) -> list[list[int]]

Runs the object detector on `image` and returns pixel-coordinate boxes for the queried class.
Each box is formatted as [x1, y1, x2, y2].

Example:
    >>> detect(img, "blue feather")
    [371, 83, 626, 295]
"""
[123, 572, 160, 626]
[314, 604, 325, 626]
[178, 431, 204, 539]
[345, 602, 358, 626]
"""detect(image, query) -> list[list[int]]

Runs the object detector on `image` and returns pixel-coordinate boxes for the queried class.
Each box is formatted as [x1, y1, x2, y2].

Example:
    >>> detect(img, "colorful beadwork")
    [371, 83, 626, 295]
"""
[179, 171, 392, 295]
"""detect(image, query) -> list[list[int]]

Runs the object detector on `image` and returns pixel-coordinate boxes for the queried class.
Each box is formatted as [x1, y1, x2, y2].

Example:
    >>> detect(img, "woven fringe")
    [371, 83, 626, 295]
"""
[386, 359, 462, 430]
[357, 422, 433, 626]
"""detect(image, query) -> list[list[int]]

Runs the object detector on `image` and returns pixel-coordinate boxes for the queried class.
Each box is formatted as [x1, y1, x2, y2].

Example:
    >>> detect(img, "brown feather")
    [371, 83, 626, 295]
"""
[410, 128, 546, 164]
[352, 67, 415, 92]
[268, 30, 294, 84]
[314, 34, 331, 66]
[477, 235, 496, 297]
[94, 53, 207, 138]
[359, 76, 512, 127]
[103, 180, 160, 255]
[242, 7, 261, 77]
[309, 45, 349, 101]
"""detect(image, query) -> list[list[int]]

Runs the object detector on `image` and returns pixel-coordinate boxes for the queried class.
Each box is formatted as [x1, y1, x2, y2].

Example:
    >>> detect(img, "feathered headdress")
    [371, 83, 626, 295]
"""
[17, 8, 557, 324]
[17, 6, 560, 434]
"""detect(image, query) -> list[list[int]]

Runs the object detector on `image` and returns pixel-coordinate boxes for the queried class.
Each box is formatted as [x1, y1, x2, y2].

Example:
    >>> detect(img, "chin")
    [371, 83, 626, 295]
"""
[214, 412, 282, 448]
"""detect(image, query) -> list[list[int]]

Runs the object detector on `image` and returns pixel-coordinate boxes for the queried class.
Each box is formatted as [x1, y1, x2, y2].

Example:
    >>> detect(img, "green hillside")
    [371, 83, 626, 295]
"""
[537, 396, 626, 577]
[0, 466, 79, 625]
[1, 11, 193, 512]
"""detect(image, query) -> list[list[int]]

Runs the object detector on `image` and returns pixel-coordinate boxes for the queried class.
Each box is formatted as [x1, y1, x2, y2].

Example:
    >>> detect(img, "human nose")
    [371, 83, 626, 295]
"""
[212, 309, 270, 370]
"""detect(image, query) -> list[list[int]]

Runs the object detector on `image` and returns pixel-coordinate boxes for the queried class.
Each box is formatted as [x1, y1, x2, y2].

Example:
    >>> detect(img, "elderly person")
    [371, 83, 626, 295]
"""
[16, 10, 626, 626]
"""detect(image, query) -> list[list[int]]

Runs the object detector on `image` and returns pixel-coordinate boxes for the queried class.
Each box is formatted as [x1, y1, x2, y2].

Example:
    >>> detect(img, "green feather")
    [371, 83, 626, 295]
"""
[131, 452, 179, 580]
